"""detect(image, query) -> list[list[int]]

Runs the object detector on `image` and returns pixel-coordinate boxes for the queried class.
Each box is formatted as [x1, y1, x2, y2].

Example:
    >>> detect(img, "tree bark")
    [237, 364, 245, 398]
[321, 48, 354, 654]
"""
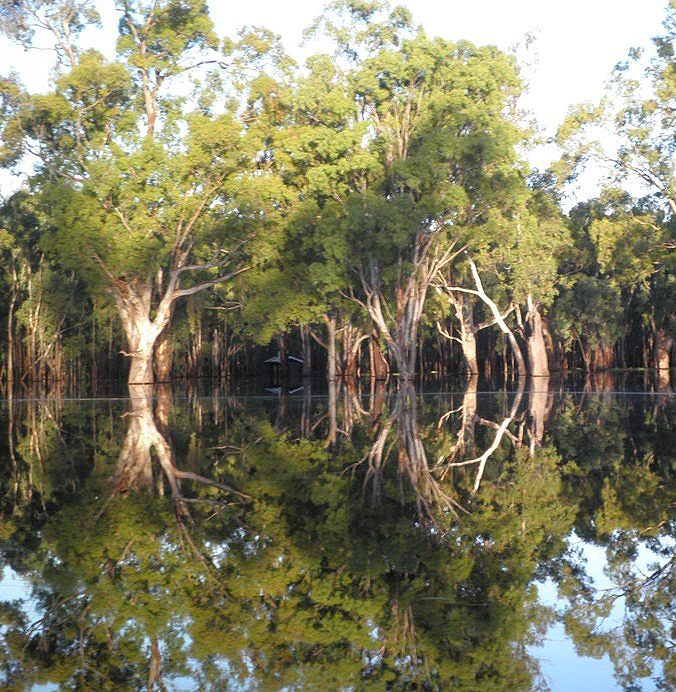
[436, 258, 526, 378]
[325, 315, 337, 382]
[154, 326, 173, 382]
[654, 328, 673, 390]
[111, 279, 171, 386]
[370, 329, 389, 380]
[301, 324, 312, 378]
[525, 296, 549, 377]
[591, 343, 614, 372]
[452, 293, 479, 374]
[7, 256, 17, 383]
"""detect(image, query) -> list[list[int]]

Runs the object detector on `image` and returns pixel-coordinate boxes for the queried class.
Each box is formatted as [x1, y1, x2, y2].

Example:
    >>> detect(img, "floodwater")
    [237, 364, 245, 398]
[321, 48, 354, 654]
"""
[0, 376, 673, 690]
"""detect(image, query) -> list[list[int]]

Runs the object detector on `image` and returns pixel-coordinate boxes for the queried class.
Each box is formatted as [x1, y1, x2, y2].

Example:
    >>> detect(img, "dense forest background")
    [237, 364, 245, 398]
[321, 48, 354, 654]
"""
[0, 0, 674, 390]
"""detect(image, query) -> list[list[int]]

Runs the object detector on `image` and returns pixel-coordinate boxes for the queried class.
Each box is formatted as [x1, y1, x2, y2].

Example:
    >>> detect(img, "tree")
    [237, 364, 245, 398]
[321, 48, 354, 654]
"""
[0, 1, 264, 384]
[308, 1, 524, 379]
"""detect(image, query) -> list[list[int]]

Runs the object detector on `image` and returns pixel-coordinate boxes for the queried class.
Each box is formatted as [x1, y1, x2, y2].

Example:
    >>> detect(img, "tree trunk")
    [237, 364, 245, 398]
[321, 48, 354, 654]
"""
[654, 328, 673, 390]
[526, 297, 549, 377]
[301, 324, 312, 378]
[454, 293, 479, 375]
[542, 319, 556, 371]
[591, 343, 613, 371]
[154, 326, 173, 382]
[112, 279, 169, 386]
[325, 315, 337, 382]
[7, 258, 17, 384]
[370, 329, 389, 380]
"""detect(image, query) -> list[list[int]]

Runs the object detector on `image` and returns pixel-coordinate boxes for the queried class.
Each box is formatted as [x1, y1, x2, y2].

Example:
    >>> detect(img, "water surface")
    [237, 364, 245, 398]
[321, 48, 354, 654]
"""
[0, 378, 673, 690]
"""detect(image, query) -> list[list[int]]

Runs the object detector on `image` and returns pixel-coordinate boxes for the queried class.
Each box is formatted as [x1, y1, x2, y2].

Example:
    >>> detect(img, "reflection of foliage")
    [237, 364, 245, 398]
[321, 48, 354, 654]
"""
[0, 387, 673, 689]
[546, 392, 676, 691]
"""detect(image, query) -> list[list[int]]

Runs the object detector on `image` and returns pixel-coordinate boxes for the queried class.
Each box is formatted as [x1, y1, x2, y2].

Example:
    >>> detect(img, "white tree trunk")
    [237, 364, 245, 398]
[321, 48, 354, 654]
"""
[111, 279, 171, 385]
[526, 296, 549, 378]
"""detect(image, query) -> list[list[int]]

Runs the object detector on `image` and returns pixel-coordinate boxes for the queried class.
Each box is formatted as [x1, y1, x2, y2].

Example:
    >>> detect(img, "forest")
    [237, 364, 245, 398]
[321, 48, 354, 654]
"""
[0, 0, 674, 390]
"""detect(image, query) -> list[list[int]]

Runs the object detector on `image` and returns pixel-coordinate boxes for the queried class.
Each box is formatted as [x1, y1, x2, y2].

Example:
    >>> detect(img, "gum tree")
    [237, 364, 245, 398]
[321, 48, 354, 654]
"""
[0, 0, 264, 384]
[311, 1, 524, 380]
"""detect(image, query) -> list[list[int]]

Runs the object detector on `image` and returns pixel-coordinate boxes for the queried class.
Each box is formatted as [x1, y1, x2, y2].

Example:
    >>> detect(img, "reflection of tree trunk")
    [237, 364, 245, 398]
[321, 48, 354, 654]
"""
[361, 383, 456, 520]
[301, 379, 312, 438]
[528, 376, 551, 446]
[147, 637, 165, 691]
[592, 370, 613, 394]
[459, 375, 478, 453]
[110, 385, 246, 520]
[278, 334, 289, 386]
[395, 384, 455, 518]
[439, 378, 525, 494]
[370, 377, 387, 422]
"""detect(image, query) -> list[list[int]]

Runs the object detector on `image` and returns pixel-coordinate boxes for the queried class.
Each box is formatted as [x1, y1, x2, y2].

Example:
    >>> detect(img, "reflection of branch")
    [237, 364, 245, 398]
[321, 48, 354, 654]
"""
[436, 380, 525, 493]
[444, 416, 515, 494]
[476, 416, 520, 446]
[172, 469, 250, 500]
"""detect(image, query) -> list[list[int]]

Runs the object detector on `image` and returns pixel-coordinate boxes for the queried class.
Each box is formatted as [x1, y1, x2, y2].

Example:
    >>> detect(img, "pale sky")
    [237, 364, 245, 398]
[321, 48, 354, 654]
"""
[1, 0, 670, 201]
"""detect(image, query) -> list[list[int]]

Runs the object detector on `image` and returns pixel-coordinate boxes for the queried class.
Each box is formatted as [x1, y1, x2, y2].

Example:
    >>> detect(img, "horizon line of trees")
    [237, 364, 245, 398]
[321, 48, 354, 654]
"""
[0, 0, 674, 391]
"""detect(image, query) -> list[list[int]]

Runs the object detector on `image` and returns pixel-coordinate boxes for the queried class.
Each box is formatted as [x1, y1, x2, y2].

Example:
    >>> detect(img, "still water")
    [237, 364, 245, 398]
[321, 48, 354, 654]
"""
[0, 377, 673, 690]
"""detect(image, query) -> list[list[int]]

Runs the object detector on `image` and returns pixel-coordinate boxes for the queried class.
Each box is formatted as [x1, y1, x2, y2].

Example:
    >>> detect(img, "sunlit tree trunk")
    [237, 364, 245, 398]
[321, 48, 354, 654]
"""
[111, 279, 171, 386]
[360, 241, 460, 381]
[525, 296, 549, 377]
[654, 327, 673, 390]
[451, 292, 479, 375]
[369, 329, 389, 380]
[326, 314, 337, 382]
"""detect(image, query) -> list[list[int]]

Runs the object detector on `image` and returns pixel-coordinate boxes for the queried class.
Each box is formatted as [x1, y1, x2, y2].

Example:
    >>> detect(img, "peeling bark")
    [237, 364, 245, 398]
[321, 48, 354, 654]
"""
[525, 296, 549, 378]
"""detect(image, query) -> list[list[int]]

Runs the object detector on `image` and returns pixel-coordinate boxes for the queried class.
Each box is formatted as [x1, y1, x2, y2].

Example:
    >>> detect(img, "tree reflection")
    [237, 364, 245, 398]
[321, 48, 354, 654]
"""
[0, 382, 672, 689]
[107, 384, 247, 523]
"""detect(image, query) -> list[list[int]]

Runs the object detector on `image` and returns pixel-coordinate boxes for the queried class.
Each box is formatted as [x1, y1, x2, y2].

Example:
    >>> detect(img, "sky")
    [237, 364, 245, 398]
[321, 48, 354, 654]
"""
[1, 0, 670, 201]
